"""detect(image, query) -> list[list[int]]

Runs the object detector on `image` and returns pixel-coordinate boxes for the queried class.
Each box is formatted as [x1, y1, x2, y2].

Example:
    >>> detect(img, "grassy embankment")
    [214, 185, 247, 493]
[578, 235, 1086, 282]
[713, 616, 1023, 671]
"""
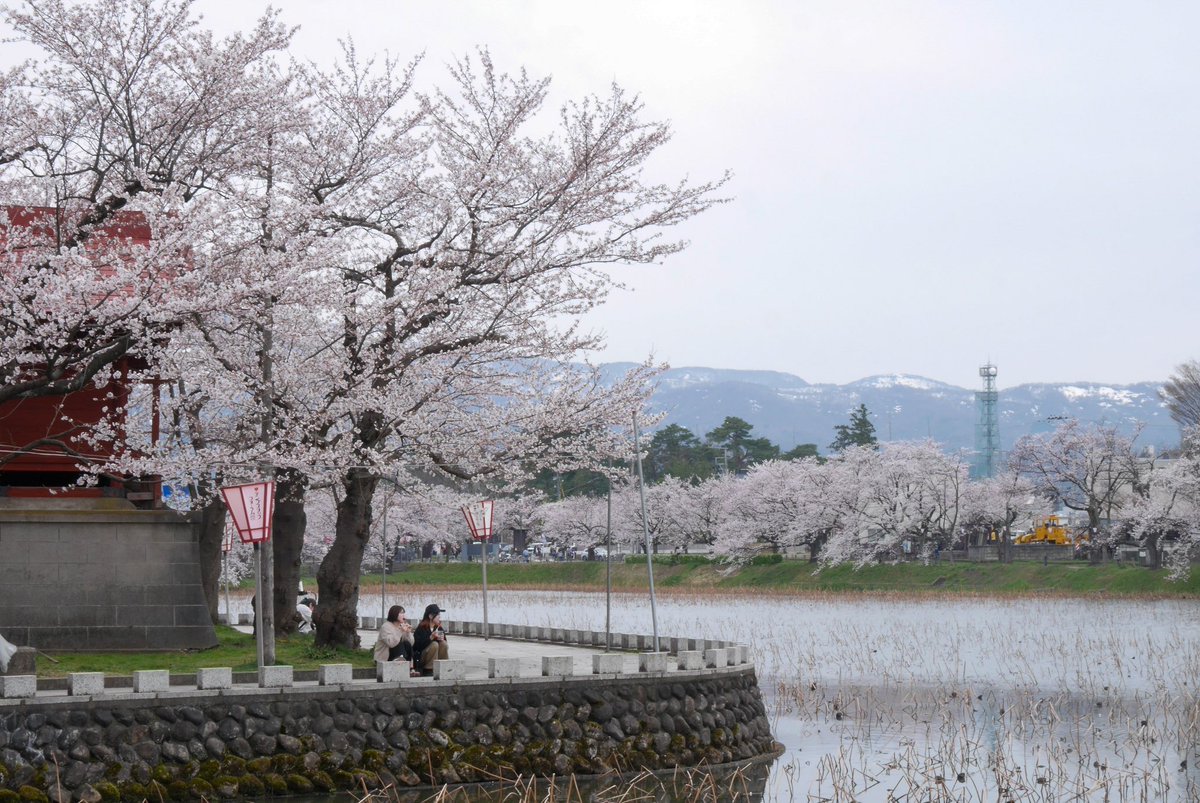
[345, 557, 1200, 596]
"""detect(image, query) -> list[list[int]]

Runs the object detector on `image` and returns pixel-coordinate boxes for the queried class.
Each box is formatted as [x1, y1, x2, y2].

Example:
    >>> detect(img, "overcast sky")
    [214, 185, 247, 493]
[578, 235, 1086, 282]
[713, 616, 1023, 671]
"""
[16, 1, 1200, 389]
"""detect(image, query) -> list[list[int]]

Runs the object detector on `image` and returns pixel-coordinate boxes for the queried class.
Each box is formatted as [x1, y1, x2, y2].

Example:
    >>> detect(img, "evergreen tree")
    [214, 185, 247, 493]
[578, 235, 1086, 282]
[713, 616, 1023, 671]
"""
[645, 424, 715, 483]
[781, 443, 820, 461]
[829, 404, 878, 452]
[705, 416, 779, 474]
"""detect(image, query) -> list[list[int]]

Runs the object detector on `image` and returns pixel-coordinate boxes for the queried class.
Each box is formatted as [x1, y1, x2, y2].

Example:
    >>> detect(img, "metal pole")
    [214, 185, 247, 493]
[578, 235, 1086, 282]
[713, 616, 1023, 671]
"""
[481, 535, 489, 641]
[381, 487, 388, 620]
[605, 486, 612, 652]
[258, 314, 276, 666]
[633, 414, 659, 652]
[253, 544, 265, 669]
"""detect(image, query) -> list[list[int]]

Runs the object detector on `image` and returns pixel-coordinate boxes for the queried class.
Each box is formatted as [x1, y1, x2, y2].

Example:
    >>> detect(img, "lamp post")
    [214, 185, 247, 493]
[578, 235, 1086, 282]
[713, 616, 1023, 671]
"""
[221, 481, 276, 670]
[632, 413, 660, 653]
[462, 500, 494, 640]
[221, 523, 234, 626]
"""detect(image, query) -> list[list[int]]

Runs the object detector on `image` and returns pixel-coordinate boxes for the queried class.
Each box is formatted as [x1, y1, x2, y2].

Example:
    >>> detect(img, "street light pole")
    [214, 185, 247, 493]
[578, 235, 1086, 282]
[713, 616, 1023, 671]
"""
[633, 413, 660, 653]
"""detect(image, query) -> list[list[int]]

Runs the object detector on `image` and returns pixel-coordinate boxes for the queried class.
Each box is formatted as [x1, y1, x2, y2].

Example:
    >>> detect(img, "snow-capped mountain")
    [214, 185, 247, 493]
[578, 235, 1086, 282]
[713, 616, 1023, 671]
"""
[613, 364, 1174, 453]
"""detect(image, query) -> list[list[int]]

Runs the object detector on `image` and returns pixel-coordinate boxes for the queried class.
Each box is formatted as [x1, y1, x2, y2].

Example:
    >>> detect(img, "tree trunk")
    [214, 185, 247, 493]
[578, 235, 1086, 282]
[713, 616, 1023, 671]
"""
[1145, 531, 1161, 570]
[315, 468, 378, 648]
[195, 495, 227, 624]
[1087, 509, 1103, 565]
[272, 468, 308, 637]
[808, 530, 829, 564]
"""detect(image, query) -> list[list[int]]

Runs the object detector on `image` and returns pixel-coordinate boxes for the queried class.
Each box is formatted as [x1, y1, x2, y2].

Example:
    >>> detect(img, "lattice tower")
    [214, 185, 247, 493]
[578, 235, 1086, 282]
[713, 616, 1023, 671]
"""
[974, 363, 1000, 478]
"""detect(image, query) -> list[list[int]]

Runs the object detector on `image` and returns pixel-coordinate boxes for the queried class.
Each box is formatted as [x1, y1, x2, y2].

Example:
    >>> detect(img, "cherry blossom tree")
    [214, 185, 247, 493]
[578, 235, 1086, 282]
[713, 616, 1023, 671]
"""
[1010, 419, 1143, 561]
[539, 495, 611, 552]
[0, 0, 293, 405]
[812, 441, 969, 567]
[714, 459, 830, 560]
[1122, 432, 1200, 577]
[961, 470, 1046, 562]
[3, 1, 727, 649]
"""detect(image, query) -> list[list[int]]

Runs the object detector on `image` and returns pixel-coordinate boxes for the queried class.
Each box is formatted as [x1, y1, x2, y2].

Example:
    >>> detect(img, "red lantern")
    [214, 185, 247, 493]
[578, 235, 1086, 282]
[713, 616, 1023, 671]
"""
[462, 500, 494, 542]
[221, 481, 275, 544]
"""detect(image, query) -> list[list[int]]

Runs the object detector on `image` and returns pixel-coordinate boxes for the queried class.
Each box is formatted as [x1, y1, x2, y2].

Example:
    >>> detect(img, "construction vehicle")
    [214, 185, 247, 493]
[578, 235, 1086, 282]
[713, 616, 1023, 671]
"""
[1014, 515, 1071, 545]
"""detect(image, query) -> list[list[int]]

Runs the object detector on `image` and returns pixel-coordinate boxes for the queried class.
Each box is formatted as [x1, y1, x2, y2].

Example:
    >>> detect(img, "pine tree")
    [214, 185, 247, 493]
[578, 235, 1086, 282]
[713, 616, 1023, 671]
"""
[829, 404, 878, 452]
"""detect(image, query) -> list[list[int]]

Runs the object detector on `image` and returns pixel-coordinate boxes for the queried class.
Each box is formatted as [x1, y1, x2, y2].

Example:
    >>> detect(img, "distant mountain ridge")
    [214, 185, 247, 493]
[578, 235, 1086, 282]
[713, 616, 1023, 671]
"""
[603, 363, 1176, 454]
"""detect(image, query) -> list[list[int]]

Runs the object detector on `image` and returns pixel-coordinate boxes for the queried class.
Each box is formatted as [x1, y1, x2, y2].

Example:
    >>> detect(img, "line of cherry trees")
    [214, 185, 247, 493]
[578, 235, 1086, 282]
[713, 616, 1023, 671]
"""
[286, 413, 1199, 581]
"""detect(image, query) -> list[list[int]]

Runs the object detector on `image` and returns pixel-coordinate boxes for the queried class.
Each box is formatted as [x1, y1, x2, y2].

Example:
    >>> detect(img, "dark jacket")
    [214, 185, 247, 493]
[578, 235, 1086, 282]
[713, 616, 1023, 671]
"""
[413, 623, 444, 666]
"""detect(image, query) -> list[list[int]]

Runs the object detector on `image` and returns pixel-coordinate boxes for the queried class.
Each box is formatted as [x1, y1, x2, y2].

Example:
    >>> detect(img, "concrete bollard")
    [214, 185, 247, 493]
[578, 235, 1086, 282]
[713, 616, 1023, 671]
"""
[703, 648, 729, 668]
[238, 613, 253, 626]
[488, 657, 521, 678]
[68, 673, 105, 696]
[539, 627, 553, 641]
[132, 670, 170, 693]
[319, 664, 353, 685]
[0, 675, 36, 699]
[734, 644, 751, 664]
[592, 654, 623, 674]
[258, 665, 294, 688]
[677, 650, 704, 671]
[196, 668, 232, 690]
[639, 652, 670, 673]
[542, 655, 574, 676]
[434, 660, 466, 681]
[376, 661, 406, 683]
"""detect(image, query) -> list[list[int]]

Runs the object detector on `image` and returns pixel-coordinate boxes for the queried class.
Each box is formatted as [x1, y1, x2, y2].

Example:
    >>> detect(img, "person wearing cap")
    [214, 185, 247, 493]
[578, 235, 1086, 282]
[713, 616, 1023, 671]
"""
[413, 603, 449, 675]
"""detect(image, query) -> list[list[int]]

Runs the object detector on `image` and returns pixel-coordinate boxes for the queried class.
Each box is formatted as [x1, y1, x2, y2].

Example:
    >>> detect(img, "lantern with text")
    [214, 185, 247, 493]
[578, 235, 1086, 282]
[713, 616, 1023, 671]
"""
[463, 499, 495, 640]
[221, 521, 235, 554]
[462, 500, 494, 542]
[221, 481, 275, 544]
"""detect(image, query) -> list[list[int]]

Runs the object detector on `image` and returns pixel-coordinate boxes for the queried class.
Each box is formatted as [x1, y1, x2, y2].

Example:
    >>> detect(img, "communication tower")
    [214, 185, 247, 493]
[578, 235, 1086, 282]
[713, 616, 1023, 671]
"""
[974, 363, 1000, 478]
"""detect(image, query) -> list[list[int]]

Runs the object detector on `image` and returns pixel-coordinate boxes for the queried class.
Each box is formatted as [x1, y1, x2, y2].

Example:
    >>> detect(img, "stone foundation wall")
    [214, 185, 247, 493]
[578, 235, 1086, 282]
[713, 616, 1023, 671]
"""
[0, 669, 774, 802]
[0, 501, 216, 651]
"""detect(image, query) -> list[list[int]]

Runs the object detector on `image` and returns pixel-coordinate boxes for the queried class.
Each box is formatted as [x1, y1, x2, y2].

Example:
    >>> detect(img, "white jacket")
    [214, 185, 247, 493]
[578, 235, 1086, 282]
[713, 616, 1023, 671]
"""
[372, 620, 414, 662]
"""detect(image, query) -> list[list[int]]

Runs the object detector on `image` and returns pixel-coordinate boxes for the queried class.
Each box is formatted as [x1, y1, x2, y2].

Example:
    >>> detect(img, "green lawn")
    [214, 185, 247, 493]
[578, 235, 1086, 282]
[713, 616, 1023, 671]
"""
[36, 626, 375, 678]
[331, 557, 1200, 597]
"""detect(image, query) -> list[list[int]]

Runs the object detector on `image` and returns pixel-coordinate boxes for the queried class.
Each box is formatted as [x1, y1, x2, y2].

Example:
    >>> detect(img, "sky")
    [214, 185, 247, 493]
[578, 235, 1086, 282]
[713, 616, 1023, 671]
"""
[10, 1, 1200, 390]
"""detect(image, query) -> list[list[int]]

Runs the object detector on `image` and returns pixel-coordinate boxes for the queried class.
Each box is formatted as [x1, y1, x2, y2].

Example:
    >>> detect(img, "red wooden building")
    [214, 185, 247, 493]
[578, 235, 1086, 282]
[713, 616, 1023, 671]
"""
[0, 205, 162, 506]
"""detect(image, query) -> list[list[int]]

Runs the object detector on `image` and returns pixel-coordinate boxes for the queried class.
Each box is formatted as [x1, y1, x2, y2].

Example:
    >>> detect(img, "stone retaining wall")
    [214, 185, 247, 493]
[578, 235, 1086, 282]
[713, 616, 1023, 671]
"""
[0, 627, 774, 802]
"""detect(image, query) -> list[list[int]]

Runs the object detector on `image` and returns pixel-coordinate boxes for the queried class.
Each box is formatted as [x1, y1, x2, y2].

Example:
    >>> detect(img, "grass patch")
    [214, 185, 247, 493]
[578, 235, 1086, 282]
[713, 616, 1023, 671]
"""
[334, 558, 1200, 598]
[36, 626, 374, 678]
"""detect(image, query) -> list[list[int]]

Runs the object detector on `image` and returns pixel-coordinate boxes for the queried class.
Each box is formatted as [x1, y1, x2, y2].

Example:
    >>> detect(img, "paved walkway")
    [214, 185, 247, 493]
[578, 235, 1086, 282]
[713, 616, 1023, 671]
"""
[238, 625, 643, 679]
